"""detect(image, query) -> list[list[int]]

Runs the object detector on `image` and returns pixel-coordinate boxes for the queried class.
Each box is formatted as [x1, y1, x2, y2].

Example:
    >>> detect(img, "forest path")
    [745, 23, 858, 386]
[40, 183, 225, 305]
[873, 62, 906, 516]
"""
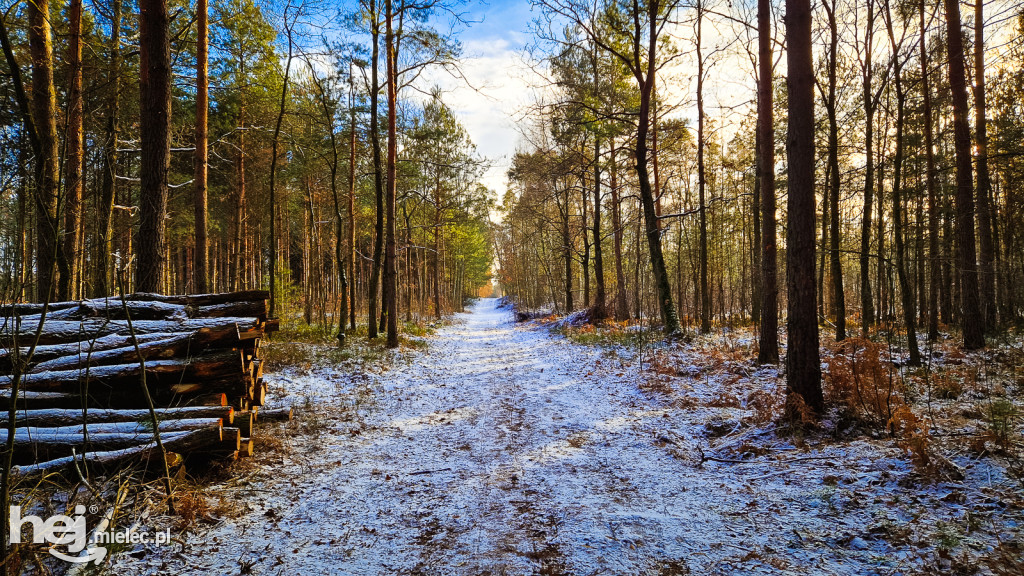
[112, 298, 891, 576]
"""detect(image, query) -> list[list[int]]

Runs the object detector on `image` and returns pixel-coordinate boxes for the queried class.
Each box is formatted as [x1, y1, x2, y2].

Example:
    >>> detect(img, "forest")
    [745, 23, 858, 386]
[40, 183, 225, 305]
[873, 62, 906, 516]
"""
[1, 0, 1024, 572]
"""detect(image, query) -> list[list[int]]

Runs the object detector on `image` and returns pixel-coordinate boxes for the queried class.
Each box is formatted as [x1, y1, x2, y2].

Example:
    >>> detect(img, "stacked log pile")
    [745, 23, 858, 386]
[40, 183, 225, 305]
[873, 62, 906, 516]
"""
[0, 291, 289, 477]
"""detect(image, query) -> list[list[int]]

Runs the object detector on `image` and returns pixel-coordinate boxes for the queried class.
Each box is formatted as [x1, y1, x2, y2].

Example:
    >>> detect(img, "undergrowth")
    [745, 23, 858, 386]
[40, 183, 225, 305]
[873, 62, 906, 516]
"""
[265, 319, 435, 370]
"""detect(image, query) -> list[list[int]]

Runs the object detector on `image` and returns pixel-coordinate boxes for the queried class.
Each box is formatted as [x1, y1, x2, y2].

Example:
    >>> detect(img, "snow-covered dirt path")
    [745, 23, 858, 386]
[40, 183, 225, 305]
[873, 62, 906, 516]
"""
[112, 298, 1019, 575]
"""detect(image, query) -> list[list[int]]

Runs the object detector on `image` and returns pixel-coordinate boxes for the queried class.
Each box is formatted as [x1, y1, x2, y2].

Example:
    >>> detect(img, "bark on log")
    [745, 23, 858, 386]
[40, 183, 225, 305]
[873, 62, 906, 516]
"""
[257, 407, 293, 421]
[120, 290, 269, 306]
[216, 426, 240, 452]
[0, 429, 197, 463]
[0, 406, 232, 427]
[193, 392, 227, 406]
[0, 332, 174, 370]
[43, 299, 185, 321]
[187, 300, 267, 319]
[9, 417, 222, 437]
[0, 317, 260, 345]
[9, 425, 222, 478]
[29, 325, 247, 373]
[234, 411, 252, 437]
[0, 349, 246, 393]
[1, 390, 85, 410]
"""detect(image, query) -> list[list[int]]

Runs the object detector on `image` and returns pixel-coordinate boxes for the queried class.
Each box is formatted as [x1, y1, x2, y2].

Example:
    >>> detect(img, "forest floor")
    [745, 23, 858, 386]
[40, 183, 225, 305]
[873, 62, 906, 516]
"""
[109, 298, 1024, 576]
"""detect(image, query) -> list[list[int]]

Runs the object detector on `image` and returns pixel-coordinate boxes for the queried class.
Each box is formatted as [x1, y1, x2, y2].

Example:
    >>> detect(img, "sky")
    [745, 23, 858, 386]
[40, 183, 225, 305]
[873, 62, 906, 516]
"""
[427, 0, 538, 197]
[430, 0, 763, 200]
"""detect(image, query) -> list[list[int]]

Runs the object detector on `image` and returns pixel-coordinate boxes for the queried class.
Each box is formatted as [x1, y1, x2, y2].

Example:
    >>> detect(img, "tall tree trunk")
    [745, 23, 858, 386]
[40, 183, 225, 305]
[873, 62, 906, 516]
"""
[269, 15, 294, 318]
[193, 0, 209, 293]
[233, 91, 246, 292]
[28, 0, 61, 302]
[60, 0, 84, 300]
[751, 124, 762, 327]
[318, 67, 347, 343]
[884, 0, 921, 366]
[384, 0, 399, 348]
[581, 175, 591, 308]
[920, 0, 939, 341]
[592, 135, 606, 320]
[635, 0, 680, 335]
[876, 116, 887, 323]
[433, 180, 443, 319]
[610, 142, 629, 320]
[137, 0, 171, 293]
[943, 0, 984, 349]
[95, 0, 121, 297]
[561, 187, 573, 312]
[860, 0, 876, 335]
[973, 0, 995, 331]
[757, 0, 778, 364]
[697, 2, 711, 334]
[825, 0, 845, 341]
[785, 0, 823, 413]
[368, 4, 384, 339]
[348, 68, 358, 330]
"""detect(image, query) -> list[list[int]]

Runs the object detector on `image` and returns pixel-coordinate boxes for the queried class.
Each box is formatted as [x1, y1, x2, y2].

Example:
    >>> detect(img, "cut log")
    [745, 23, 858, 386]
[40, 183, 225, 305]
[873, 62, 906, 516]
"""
[187, 300, 267, 319]
[0, 317, 261, 345]
[0, 429, 197, 463]
[43, 299, 186, 321]
[0, 349, 246, 393]
[258, 407, 293, 422]
[193, 392, 227, 406]
[238, 438, 254, 457]
[0, 333, 174, 370]
[0, 406, 232, 427]
[249, 381, 266, 407]
[12, 417, 223, 437]
[32, 335, 184, 373]
[9, 425, 223, 478]
[234, 411, 253, 437]
[120, 290, 269, 306]
[0, 390, 86, 410]
[0, 301, 81, 316]
[218, 426, 241, 452]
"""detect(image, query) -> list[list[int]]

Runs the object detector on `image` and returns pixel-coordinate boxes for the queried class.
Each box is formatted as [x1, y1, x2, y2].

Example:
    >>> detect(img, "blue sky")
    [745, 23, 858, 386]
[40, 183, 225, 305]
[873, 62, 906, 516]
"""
[425, 0, 539, 196]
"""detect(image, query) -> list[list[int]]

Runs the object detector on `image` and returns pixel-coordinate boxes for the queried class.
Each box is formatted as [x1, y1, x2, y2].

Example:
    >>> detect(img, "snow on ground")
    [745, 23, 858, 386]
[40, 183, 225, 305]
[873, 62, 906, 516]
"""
[111, 298, 1023, 575]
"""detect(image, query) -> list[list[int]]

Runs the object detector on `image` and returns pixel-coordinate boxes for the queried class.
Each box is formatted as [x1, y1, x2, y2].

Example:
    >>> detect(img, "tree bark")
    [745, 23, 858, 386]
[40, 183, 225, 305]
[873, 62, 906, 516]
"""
[348, 67, 358, 331]
[697, 2, 711, 334]
[193, 0, 210, 293]
[269, 12, 294, 318]
[137, 0, 172, 293]
[973, 0, 995, 331]
[825, 0, 845, 341]
[384, 0, 400, 348]
[785, 0, 823, 413]
[859, 0, 876, 334]
[28, 0, 61, 302]
[95, 0, 121, 297]
[368, 1, 384, 339]
[920, 0, 939, 341]
[634, 0, 680, 335]
[610, 142, 629, 320]
[60, 0, 84, 301]
[943, 0, 984, 349]
[757, 0, 778, 364]
[592, 133, 607, 321]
